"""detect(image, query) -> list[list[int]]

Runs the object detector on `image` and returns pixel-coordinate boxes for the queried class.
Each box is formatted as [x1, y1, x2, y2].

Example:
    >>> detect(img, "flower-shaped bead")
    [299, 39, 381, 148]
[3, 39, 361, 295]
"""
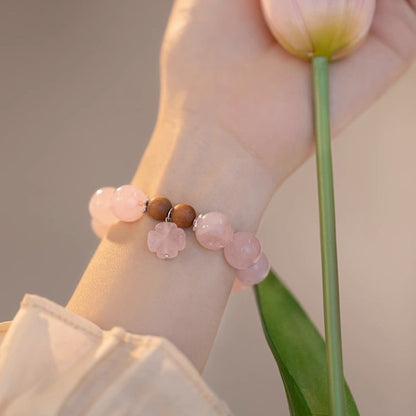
[147, 222, 186, 259]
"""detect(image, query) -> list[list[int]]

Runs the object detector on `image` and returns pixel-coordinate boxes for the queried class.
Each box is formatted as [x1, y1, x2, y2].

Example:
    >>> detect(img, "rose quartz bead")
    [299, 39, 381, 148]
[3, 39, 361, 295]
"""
[223, 231, 262, 270]
[89, 187, 119, 226]
[147, 222, 186, 259]
[232, 278, 249, 292]
[90, 218, 109, 239]
[111, 184, 147, 222]
[193, 212, 234, 250]
[235, 252, 270, 285]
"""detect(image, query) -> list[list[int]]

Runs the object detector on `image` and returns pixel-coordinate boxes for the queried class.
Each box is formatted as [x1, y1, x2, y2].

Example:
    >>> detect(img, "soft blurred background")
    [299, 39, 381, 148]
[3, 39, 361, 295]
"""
[1, 1, 415, 415]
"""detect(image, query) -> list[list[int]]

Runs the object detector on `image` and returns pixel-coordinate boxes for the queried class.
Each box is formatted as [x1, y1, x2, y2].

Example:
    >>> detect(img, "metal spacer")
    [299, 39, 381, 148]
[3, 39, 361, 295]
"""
[142, 195, 150, 213]
[165, 207, 174, 222]
[192, 213, 203, 231]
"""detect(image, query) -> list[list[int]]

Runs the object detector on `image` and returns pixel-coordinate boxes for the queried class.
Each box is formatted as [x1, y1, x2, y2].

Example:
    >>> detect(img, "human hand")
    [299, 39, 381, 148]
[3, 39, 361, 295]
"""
[158, 0, 416, 187]
[70, 2, 416, 371]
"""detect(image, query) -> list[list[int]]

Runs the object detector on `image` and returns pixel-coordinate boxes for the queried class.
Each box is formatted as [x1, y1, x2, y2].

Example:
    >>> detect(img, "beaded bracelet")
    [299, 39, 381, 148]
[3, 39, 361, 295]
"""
[89, 184, 270, 288]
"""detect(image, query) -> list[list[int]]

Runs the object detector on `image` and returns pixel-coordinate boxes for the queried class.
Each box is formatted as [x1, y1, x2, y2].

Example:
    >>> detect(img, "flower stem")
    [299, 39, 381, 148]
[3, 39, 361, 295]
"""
[312, 55, 346, 416]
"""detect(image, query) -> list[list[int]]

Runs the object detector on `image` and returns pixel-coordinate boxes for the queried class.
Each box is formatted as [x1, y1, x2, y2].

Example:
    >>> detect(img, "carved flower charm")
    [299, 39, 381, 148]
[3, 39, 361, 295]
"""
[147, 222, 186, 259]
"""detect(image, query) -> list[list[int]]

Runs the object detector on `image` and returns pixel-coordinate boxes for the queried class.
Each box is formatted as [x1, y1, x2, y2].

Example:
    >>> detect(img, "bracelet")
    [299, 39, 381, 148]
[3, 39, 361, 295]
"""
[88, 184, 270, 287]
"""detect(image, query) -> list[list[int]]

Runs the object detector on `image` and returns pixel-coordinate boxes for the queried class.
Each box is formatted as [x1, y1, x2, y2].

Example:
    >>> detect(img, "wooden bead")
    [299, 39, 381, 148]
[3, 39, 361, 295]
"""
[147, 196, 172, 221]
[171, 204, 196, 228]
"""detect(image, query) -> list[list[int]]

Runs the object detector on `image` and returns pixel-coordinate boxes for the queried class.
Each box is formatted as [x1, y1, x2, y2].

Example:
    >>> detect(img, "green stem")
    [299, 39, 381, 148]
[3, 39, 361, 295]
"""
[312, 55, 346, 416]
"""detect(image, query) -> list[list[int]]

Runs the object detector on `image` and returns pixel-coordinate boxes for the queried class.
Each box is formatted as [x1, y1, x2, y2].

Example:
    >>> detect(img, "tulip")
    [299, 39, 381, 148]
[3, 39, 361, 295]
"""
[258, 1, 376, 415]
[260, 0, 376, 60]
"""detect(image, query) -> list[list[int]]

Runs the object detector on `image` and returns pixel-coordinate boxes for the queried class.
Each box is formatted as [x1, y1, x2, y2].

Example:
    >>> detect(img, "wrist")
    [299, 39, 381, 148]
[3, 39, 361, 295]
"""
[131, 112, 275, 232]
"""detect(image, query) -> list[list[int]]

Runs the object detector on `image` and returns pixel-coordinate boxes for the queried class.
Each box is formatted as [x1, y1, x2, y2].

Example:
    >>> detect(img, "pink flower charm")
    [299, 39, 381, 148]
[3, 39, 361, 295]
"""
[147, 222, 186, 259]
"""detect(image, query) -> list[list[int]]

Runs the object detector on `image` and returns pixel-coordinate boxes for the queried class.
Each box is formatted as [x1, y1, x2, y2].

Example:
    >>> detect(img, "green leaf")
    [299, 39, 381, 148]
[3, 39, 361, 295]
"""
[254, 269, 359, 416]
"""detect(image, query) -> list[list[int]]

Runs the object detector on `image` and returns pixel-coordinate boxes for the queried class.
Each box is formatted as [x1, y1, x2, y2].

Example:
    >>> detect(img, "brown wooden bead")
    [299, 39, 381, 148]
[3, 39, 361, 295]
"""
[147, 196, 172, 221]
[171, 204, 196, 228]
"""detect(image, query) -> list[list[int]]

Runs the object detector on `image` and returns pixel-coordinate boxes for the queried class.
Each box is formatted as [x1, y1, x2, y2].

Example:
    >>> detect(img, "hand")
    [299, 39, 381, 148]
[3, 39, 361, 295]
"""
[69, 2, 416, 370]
[158, 0, 416, 187]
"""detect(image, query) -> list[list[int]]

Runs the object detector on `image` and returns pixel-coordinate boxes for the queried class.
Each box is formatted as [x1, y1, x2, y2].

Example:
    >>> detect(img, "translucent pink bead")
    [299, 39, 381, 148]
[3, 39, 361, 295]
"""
[111, 184, 147, 222]
[235, 252, 270, 285]
[232, 278, 249, 292]
[90, 218, 109, 239]
[223, 231, 262, 270]
[147, 222, 186, 259]
[89, 187, 119, 226]
[193, 212, 234, 250]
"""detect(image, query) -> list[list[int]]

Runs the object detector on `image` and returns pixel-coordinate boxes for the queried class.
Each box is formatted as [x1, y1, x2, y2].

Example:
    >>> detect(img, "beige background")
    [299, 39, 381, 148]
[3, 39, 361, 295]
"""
[1, 1, 415, 415]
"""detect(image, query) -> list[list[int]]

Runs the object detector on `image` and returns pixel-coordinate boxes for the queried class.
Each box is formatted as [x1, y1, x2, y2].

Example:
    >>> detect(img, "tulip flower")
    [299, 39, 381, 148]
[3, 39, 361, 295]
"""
[261, 0, 376, 60]
[258, 1, 376, 415]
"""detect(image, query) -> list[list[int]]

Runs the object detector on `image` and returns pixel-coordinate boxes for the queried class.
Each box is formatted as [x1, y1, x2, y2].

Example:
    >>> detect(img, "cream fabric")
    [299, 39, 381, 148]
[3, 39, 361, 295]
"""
[0, 294, 232, 416]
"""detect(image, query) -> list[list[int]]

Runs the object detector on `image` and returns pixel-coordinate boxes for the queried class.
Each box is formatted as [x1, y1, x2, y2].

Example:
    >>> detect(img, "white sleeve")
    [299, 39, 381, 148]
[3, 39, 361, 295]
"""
[0, 294, 232, 416]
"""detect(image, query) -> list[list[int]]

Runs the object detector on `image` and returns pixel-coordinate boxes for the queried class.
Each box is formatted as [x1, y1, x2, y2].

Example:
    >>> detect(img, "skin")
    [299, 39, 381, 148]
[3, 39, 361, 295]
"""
[66, 0, 416, 372]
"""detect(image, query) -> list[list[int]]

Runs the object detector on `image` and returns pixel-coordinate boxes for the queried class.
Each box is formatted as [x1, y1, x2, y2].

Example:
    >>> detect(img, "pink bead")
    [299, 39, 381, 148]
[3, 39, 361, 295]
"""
[89, 187, 119, 226]
[90, 218, 109, 239]
[235, 252, 270, 285]
[232, 278, 249, 292]
[223, 231, 262, 270]
[193, 212, 234, 250]
[147, 222, 186, 259]
[111, 184, 147, 222]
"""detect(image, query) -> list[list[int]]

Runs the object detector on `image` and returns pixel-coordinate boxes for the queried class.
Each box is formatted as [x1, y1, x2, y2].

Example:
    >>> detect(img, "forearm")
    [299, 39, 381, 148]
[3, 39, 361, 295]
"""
[65, 111, 275, 371]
